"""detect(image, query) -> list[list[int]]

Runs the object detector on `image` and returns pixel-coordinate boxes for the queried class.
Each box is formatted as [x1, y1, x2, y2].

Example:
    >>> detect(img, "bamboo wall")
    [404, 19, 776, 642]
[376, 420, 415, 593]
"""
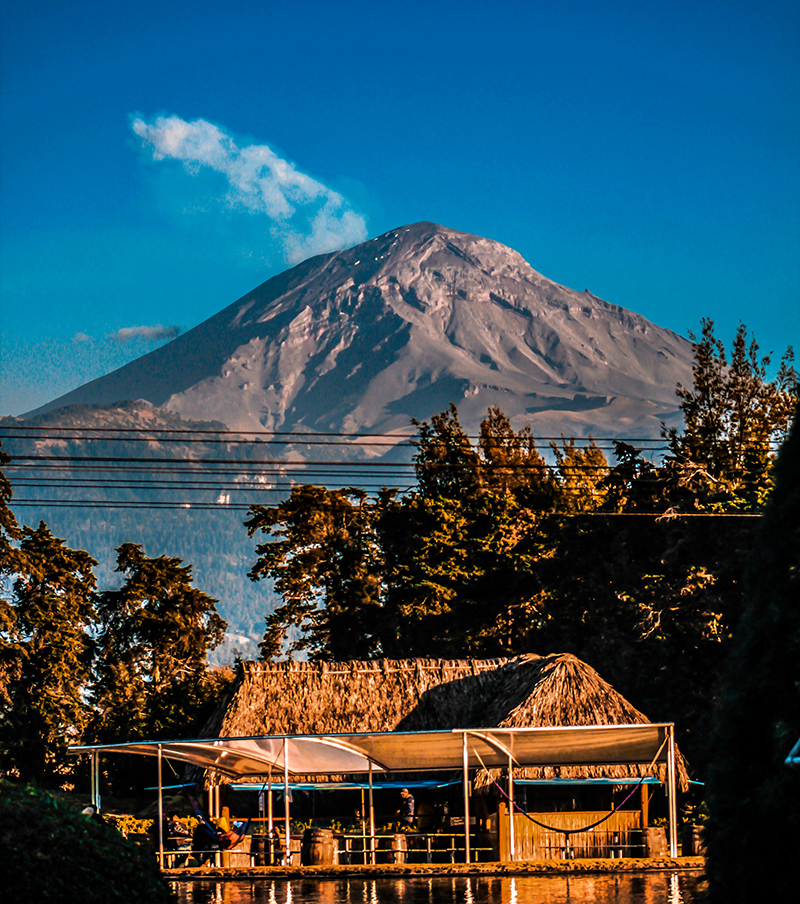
[497, 802, 641, 860]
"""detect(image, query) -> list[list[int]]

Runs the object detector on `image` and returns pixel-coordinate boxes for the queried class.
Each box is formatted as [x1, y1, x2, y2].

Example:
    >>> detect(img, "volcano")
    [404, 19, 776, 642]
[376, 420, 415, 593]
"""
[27, 222, 693, 441]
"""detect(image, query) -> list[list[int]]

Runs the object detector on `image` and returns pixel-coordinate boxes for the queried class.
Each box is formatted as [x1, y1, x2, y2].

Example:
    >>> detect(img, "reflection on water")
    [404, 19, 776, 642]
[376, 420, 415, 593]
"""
[171, 872, 707, 904]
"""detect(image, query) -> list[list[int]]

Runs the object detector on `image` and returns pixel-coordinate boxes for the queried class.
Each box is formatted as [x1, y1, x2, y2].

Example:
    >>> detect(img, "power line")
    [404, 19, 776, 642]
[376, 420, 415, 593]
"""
[0, 423, 674, 443]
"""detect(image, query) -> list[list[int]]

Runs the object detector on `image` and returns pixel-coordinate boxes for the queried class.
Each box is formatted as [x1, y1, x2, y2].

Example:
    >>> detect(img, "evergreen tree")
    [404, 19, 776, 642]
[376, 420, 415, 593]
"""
[0, 442, 23, 718]
[247, 407, 574, 659]
[664, 319, 796, 509]
[92, 544, 227, 770]
[246, 486, 389, 659]
[1, 523, 97, 785]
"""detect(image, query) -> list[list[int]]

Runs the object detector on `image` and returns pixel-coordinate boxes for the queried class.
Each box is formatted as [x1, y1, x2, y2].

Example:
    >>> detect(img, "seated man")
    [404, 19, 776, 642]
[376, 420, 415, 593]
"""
[166, 812, 192, 867]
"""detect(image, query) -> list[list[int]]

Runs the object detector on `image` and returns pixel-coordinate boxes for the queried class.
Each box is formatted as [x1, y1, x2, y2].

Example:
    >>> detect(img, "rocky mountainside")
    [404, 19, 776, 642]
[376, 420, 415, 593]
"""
[27, 222, 694, 442]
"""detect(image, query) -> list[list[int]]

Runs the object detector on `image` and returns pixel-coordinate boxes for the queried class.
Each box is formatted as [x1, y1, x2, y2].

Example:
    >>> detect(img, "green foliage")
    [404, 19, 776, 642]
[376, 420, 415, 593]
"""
[705, 401, 800, 903]
[0, 780, 174, 903]
[0, 442, 24, 716]
[1, 523, 97, 784]
[664, 319, 796, 509]
[91, 544, 230, 792]
[0, 440, 22, 562]
[0, 458, 230, 790]
[247, 406, 597, 660]
[247, 485, 389, 659]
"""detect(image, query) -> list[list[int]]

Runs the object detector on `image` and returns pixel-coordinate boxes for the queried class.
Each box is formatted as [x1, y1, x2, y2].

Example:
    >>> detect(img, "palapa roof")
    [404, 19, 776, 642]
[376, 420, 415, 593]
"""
[203, 653, 689, 789]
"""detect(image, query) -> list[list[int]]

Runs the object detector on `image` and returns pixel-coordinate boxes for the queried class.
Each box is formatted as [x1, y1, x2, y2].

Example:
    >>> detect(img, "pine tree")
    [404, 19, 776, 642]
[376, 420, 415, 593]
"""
[246, 486, 388, 659]
[665, 319, 796, 509]
[92, 544, 227, 753]
[1, 523, 97, 784]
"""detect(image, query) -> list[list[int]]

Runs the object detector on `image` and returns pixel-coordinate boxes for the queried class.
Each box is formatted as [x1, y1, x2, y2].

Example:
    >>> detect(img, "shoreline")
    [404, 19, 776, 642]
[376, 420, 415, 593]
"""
[165, 856, 706, 881]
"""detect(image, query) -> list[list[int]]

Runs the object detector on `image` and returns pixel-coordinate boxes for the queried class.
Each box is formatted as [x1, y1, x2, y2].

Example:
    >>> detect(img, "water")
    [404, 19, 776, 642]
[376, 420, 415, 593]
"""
[171, 871, 707, 903]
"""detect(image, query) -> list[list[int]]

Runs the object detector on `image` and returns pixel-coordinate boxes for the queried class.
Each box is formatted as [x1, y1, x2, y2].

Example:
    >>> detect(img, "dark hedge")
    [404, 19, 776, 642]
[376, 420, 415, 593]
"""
[0, 781, 174, 903]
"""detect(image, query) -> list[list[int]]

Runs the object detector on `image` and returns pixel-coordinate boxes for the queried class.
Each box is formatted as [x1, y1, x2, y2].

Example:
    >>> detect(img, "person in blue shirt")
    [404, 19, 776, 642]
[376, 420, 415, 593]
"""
[396, 788, 415, 828]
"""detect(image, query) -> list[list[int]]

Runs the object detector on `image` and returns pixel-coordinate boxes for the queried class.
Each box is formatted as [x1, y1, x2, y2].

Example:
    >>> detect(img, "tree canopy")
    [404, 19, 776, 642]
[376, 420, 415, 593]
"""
[0, 444, 229, 789]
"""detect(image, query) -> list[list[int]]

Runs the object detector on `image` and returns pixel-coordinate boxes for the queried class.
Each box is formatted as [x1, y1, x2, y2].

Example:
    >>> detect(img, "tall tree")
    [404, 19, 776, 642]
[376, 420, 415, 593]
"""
[246, 486, 389, 660]
[0, 442, 23, 718]
[247, 407, 572, 659]
[664, 319, 796, 509]
[1, 523, 97, 785]
[411, 404, 481, 501]
[92, 544, 227, 752]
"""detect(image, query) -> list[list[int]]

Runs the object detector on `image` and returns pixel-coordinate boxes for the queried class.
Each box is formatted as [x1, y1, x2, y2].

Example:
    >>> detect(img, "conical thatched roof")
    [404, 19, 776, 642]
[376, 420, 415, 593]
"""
[202, 653, 689, 789]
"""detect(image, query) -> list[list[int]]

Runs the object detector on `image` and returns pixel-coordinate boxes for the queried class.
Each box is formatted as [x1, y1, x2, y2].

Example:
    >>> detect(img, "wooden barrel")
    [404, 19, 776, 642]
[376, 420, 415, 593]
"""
[251, 835, 268, 866]
[301, 828, 335, 866]
[380, 833, 407, 864]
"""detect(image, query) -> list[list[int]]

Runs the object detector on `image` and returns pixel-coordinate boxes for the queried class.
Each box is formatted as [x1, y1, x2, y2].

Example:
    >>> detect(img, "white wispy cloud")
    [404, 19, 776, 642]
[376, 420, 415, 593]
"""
[108, 324, 181, 344]
[131, 114, 368, 263]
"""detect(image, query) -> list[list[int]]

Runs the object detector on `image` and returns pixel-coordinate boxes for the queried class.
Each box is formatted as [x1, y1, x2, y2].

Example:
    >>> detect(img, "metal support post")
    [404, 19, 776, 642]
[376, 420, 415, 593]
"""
[368, 760, 375, 865]
[267, 770, 274, 864]
[283, 737, 291, 862]
[462, 732, 471, 864]
[667, 725, 678, 857]
[157, 744, 164, 869]
[508, 753, 515, 862]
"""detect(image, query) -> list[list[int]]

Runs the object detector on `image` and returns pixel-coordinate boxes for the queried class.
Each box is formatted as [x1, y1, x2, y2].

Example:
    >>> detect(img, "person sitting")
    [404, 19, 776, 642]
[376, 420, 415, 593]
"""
[166, 812, 192, 867]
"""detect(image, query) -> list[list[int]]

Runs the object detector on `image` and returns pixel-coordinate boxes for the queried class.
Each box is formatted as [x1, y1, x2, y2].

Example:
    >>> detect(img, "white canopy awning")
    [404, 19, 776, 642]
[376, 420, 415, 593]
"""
[72, 722, 681, 861]
[70, 723, 672, 777]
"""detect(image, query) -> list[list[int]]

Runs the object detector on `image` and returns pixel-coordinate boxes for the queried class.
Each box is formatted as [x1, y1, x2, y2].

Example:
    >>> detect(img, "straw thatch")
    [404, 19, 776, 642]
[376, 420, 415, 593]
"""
[202, 653, 689, 789]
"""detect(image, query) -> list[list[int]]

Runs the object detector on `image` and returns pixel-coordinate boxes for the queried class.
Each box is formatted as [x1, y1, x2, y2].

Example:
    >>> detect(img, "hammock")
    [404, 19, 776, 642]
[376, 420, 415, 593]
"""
[187, 791, 251, 849]
[474, 734, 668, 851]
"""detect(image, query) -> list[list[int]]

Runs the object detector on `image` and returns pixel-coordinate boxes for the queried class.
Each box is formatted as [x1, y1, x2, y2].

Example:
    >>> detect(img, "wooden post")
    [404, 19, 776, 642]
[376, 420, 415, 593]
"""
[90, 751, 98, 811]
[641, 783, 650, 828]
[462, 732, 471, 864]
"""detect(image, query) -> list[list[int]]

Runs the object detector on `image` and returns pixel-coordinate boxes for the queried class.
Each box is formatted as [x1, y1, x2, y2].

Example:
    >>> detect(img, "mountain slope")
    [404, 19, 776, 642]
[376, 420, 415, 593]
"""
[28, 222, 693, 440]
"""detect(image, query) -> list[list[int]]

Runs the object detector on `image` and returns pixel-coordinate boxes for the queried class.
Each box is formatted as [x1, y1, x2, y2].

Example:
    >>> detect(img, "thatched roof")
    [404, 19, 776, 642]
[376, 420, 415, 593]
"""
[203, 653, 689, 789]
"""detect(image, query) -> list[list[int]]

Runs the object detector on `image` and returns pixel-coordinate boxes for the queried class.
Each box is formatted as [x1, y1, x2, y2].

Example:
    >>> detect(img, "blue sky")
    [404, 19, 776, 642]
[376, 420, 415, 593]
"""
[2, 0, 798, 415]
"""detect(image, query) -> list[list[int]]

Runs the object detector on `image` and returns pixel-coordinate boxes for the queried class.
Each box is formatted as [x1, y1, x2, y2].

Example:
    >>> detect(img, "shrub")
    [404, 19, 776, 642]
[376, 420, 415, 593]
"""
[0, 781, 174, 903]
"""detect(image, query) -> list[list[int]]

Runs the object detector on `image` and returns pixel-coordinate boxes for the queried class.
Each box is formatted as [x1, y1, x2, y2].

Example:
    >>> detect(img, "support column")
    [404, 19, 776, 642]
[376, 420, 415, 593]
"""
[94, 751, 101, 814]
[368, 760, 375, 865]
[667, 725, 678, 857]
[90, 751, 97, 811]
[267, 771, 273, 833]
[462, 732, 471, 864]
[157, 745, 164, 869]
[267, 770, 274, 865]
[508, 753, 515, 862]
[283, 738, 291, 862]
